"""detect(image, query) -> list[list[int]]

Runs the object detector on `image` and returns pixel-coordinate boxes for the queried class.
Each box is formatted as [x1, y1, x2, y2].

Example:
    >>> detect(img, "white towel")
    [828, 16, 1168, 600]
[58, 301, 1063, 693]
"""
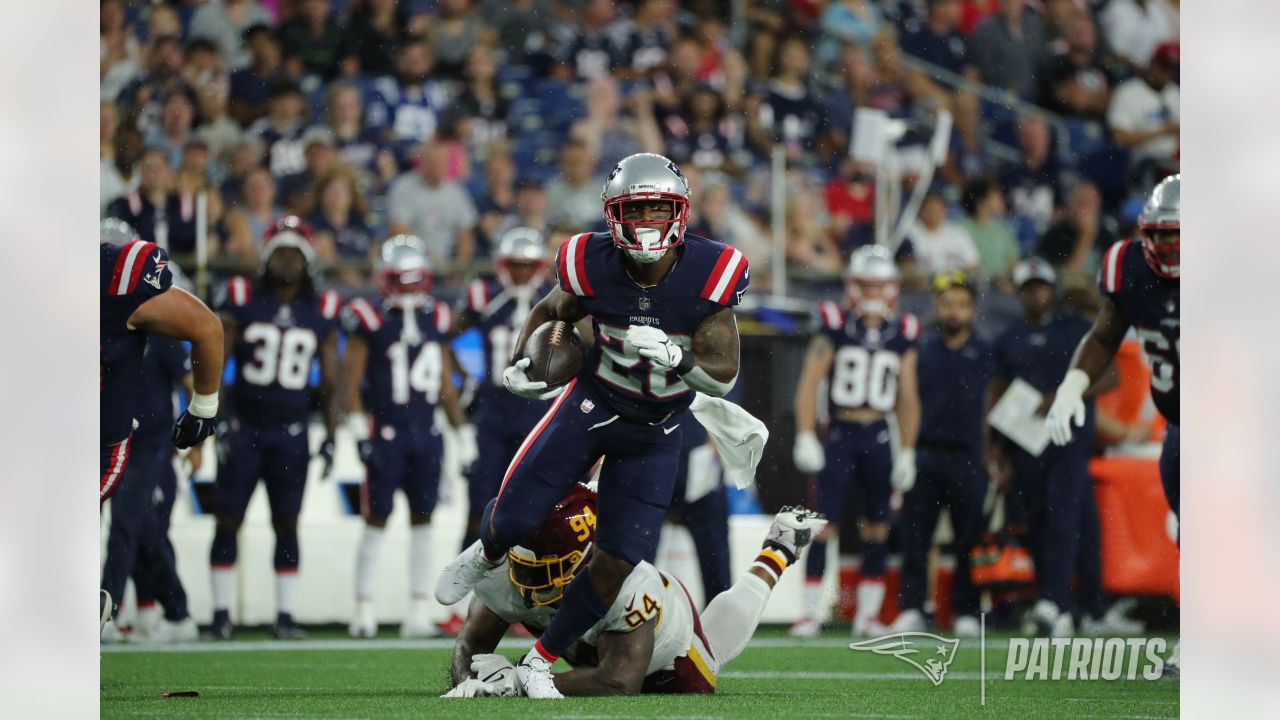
[689, 393, 769, 489]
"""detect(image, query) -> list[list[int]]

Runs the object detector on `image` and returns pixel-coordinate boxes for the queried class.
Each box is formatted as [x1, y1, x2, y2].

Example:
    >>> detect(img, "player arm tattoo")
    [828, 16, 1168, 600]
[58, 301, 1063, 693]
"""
[128, 287, 225, 396]
[439, 345, 469, 428]
[794, 334, 835, 433]
[341, 334, 369, 416]
[895, 347, 922, 449]
[317, 330, 342, 437]
[1070, 296, 1130, 386]
[552, 623, 655, 696]
[678, 307, 741, 397]
[450, 601, 511, 686]
[511, 287, 588, 361]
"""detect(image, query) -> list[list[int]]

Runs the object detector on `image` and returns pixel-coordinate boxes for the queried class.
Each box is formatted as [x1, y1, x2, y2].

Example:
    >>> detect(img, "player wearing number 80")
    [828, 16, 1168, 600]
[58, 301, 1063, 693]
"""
[341, 235, 478, 638]
[434, 153, 748, 698]
[209, 216, 342, 640]
[791, 245, 922, 638]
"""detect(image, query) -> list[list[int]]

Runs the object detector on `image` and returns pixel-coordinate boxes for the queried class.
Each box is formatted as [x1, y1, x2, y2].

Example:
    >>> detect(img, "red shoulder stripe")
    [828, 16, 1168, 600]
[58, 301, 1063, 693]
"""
[319, 290, 340, 319]
[1101, 240, 1133, 294]
[819, 301, 844, 330]
[349, 298, 382, 332]
[435, 303, 452, 334]
[467, 280, 489, 311]
[557, 233, 594, 297]
[228, 276, 251, 306]
[900, 313, 920, 341]
[700, 246, 747, 304]
[109, 241, 156, 295]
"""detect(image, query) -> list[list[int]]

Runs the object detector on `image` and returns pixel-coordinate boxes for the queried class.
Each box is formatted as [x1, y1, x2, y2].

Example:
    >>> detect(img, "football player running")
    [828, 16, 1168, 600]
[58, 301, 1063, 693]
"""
[790, 245, 922, 638]
[100, 218, 224, 633]
[444, 485, 827, 697]
[1045, 173, 1180, 669]
[435, 153, 749, 698]
[342, 235, 478, 638]
[207, 216, 342, 640]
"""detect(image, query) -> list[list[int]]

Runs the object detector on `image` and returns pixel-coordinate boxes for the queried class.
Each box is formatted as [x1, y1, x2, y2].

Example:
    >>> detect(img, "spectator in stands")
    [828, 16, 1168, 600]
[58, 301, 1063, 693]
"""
[229, 25, 284, 127]
[817, 0, 883, 67]
[428, 0, 488, 79]
[475, 150, 518, 242]
[117, 34, 193, 137]
[387, 139, 479, 268]
[101, 0, 142, 102]
[572, 77, 665, 177]
[280, 0, 344, 80]
[958, 178, 1020, 291]
[906, 190, 981, 277]
[144, 87, 199, 170]
[620, 0, 675, 76]
[480, 0, 557, 66]
[366, 37, 451, 165]
[824, 157, 876, 251]
[102, 105, 141, 213]
[939, 91, 995, 188]
[309, 166, 376, 268]
[218, 137, 264, 207]
[182, 38, 226, 94]
[899, 0, 978, 80]
[195, 78, 243, 172]
[661, 84, 741, 176]
[545, 138, 605, 231]
[1001, 113, 1061, 248]
[1107, 42, 1179, 181]
[337, 0, 408, 78]
[971, 0, 1046, 99]
[552, 0, 628, 82]
[785, 185, 843, 275]
[222, 167, 282, 263]
[692, 179, 771, 285]
[279, 126, 341, 215]
[1037, 181, 1115, 278]
[190, 0, 275, 71]
[177, 140, 213, 191]
[746, 35, 822, 161]
[450, 45, 512, 162]
[867, 31, 943, 120]
[247, 79, 310, 178]
[1100, 0, 1178, 71]
[321, 81, 396, 194]
[105, 147, 202, 259]
[1039, 10, 1113, 119]
[817, 44, 873, 161]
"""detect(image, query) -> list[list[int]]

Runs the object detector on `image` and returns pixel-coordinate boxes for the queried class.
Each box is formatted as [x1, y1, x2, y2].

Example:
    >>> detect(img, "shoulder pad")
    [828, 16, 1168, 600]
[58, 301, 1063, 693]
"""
[224, 276, 252, 307]
[698, 244, 750, 306]
[107, 240, 171, 297]
[556, 232, 596, 297]
[817, 300, 845, 331]
[433, 302, 453, 334]
[318, 289, 341, 320]
[900, 313, 921, 342]
[345, 297, 383, 333]
[466, 279, 492, 312]
[1099, 239, 1136, 295]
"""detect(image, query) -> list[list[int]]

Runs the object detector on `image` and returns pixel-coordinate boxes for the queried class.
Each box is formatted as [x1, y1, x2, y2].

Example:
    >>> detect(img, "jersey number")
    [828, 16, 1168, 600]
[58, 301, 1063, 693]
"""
[623, 593, 661, 629]
[830, 346, 900, 412]
[488, 326, 516, 386]
[242, 323, 317, 390]
[595, 323, 692, 400]
[1136, 329, 1179, 394]
[569, 506, 596, 542]
[387, 341, 442, 405]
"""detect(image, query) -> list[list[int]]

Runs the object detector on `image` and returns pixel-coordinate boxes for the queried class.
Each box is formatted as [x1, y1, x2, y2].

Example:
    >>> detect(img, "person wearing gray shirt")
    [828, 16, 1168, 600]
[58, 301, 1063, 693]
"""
[387, 140, 478, 268]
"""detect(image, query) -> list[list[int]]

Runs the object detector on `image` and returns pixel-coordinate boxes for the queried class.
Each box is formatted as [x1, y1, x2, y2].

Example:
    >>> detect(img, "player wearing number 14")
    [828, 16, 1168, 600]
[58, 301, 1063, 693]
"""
[208, 216, 342, 640]
[791, 245, 922, 638]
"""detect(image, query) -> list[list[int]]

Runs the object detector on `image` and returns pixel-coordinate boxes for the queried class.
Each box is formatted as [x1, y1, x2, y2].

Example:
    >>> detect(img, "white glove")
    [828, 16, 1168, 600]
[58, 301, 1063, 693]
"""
[793, 431, 825, 473]
[1046, 369, 1090, 446]
[441, 678, 497, 698]
[454, 423, 479, 473]
[627, 325, 684, 370]
[891, 448, 916, 493]
[502, 357, 561, 400]
[470, 654, 522, 697]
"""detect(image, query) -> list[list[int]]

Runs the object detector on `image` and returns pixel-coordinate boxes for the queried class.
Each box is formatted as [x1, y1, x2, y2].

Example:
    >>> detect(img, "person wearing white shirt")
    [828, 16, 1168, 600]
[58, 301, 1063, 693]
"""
[1100, 0, 1178, 71]
[907, 192, 981, 276]
[1107, 43, 1179, 169]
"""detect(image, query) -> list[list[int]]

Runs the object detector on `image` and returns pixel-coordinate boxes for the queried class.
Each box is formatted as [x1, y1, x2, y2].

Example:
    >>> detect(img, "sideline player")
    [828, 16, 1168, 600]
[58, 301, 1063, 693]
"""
[790, 245, 921, 637]
[100, 219, 223, 631]
[342, 235, 479, 638]
[207, 216, 342, 640]
[444, 485, 826, 697]
[435, 153, 748, 698]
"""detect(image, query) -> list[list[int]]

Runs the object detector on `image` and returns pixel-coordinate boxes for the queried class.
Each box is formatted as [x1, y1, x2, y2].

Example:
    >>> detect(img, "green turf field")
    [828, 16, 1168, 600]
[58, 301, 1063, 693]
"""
[101, 629, 1178, 719]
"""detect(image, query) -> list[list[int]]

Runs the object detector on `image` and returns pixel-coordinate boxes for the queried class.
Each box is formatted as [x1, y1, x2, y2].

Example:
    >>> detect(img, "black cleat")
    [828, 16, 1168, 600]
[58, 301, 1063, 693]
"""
[203, 610, 234, 641]
[272, 613, 308, 640]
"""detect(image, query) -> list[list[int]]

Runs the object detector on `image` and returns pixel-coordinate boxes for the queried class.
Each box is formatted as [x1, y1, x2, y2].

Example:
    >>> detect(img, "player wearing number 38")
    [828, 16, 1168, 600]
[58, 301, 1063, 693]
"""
[434, 153, 749, 698]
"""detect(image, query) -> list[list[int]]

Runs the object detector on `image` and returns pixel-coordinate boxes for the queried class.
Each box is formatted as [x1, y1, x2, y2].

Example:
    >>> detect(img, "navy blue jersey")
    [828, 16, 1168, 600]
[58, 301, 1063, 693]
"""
[343, 296, 454, 428]
[555, 231, 750, 423]
[246, 118, 307, 177]
[994, 311, 1096, 441]
[135, 338, 191, 441]
[219, 276, 341, 424]
[1100, 239, 1179, 424]
[552, 25, 629, 80]
[917, 329, 994, 453]
[815, 301, 921, 414]
[464, 279, 555, 429]
[364, 77, 450, 162]
[101, 240, 174, 445]
[758, 82, 822, 149]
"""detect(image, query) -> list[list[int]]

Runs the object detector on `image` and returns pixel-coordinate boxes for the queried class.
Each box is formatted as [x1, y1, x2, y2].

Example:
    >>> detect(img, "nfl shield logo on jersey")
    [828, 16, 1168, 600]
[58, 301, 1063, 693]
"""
[638, 296, 651, 311]
[580, 399, 595, 414]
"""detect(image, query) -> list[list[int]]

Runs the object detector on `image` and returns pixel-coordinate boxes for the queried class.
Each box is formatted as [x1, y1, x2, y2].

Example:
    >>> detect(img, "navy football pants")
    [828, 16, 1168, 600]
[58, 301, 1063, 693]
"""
[215, 420, 309, 518]
[813, 419, 893, 523]
[1160, 424, 1180, 519]
[1008, 444, 1091, 609]
[362, 423, 443, 520]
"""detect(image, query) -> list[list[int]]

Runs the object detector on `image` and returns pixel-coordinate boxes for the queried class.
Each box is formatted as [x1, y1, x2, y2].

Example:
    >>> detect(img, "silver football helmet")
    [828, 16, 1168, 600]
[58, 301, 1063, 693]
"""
[495, 227, 550, 291]
[1139, 173, 1179, 279]
[601, 153, 691, 264]
[378, 234, 433, 301]
[845, 245, 901, 318]
[100, 218, 139, 246]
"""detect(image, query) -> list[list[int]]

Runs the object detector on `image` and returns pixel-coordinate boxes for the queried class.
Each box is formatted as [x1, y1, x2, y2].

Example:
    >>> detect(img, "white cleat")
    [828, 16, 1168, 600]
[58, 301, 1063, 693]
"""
[853, 617, 888, 638]
[400, 599, 440, 639]
[889, 609, 926, 633]
[1162, 640, 1180, 678]
[953, 615, 981, 638]
[1081, 599, 1146, 636]
[100, 590, 113, 637]
[100, 620, 128, 644]
[766, 506, 829, 559]
[146, 617, 199, 644]
[515, 651, 563, 699]
[349, 600, 377, 639]
[1024, 599, 1061, 636]
[435, 540, 504, 606]
[788, 616, 822, 638]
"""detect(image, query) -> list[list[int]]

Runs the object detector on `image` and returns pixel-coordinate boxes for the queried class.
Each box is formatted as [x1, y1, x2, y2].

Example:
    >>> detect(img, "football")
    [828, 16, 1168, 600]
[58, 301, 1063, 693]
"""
[524, 320, 585, 387]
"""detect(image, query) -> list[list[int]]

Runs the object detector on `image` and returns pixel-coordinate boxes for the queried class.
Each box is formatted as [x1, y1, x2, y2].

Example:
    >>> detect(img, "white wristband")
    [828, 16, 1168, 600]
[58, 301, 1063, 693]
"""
[1059, 368, 1091, 398]
[187, 392, 219, 419]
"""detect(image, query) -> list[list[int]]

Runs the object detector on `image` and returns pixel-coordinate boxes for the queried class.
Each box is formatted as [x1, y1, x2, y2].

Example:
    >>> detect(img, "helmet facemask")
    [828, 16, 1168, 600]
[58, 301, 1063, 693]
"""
[604, 195, 689, 264]
[847, 277, 900, 319]
[1139, 223, 1179, 279]
[508, 544, 591, 608]
[496, 258, 549, 297]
